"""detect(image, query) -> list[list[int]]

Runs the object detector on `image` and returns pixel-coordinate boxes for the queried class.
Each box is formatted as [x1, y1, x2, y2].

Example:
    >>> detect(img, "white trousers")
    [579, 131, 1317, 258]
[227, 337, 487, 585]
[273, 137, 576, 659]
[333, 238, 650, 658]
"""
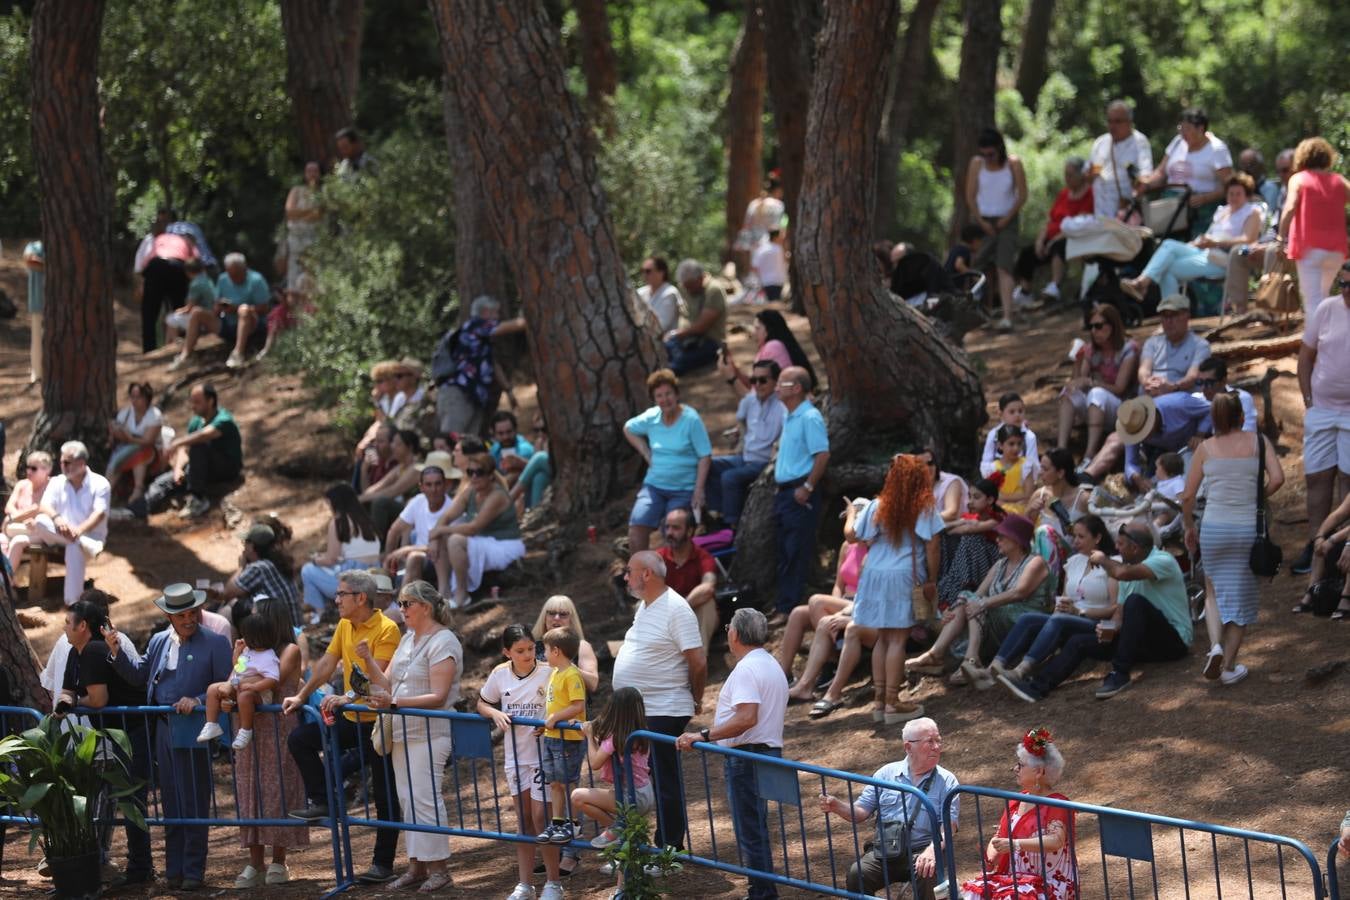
[29, 515, 103, 605]
[391, 735, 454, 861]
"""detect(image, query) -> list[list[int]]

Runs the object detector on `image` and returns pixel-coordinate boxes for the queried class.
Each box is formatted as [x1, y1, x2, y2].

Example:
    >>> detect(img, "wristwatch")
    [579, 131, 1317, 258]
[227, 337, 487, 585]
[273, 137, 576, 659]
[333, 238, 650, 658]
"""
[344, 690, 356, 701]
[699, 727, 711, 742]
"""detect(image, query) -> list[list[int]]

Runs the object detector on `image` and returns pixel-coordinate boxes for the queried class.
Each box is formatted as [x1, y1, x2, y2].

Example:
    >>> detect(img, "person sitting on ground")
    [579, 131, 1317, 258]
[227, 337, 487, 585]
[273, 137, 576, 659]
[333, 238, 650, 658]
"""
[301, 484, 382, 624]
[126, 383, 243, 520]
[1013, 156, 1094, 306]
[1293, 489, 1350, 620]
[389, 357, 433, 432]
[1151, 452, 1186, 530]
[383, 463, 452, 591]
[106, 382, 164, 506]
[1024, 447, 1091, 579]
[1, 450, 52, 564]
[721, 309, 817, 393]
[655, 507, 719, 651]
[511, 413, 553, 514]
[1057, 304, 1139, 460]
[369, 360, 405, 422]
[1121, 174, 1262, 305]
[819, 717, 960, 899]
[778, 533, 869, 702]
[751, 228, 787, 302]
[1193, 356, 1257, 434]
[623, 368, 712, 553]
[25, 441, 111, 607]
[355, 422, 396, 495]
[1080, 391, 1212, 492]
[990, 425, 1033, 515]
[216, 523, 303, 628]
[196, 613, 281, 751]
[990, 515, 1119, 692]
[959, 728, 1077, 900]
[920, 447, 969, 528]
[980, 392, 1040, 479]
[426, 450, 525, 608]
[910, 514, 1052, 690]
[936, 475, 1007, 615]
[945, 224, 987, 279]
[363, 432, 434, 543]
[637, 255, 680, 333]
[706, 358, 785, 528]
[489, 410, 535, 488]
[164, 257, 215, 343]
[664, 259, 727, 375]
[172, 252, 270, 371]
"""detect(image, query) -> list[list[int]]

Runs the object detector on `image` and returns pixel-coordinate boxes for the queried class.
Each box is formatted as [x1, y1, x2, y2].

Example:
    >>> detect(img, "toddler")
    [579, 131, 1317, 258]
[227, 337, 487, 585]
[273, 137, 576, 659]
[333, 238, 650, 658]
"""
[197, 614, 279, 751]
[991, 426, 1031, 514]
[1153, 452, 1186, 529]
[980, 392, 1040, 478]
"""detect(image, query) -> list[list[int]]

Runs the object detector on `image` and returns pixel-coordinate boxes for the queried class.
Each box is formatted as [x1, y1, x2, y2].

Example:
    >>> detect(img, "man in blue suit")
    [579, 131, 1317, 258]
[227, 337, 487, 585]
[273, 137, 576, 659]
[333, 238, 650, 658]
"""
[108, 582, 231, 892]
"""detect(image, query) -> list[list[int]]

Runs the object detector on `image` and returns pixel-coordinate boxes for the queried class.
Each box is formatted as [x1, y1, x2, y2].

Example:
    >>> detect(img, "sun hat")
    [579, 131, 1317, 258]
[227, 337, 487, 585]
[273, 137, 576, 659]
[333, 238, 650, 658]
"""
[421, 450, 463, 479]
[154, 582, 208, 615]
[1156, 294, 1190, 313]
[1114, 396, 1157, 446]
[993, 514, 1034, 551]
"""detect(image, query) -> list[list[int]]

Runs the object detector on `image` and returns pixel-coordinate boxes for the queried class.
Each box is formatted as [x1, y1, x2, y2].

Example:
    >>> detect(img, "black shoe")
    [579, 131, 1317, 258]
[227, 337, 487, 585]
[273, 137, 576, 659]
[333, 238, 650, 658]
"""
[1290, 541, 1314, 575]
[179, 878, 204, 892]
[996, 672, 1044, 703]
[288, 801, 329, 821]
[357, 865, 395, 884]
[814, 665, 837, 693]
[106, 870, 154, 890]
[1095, 670, 1131, 699]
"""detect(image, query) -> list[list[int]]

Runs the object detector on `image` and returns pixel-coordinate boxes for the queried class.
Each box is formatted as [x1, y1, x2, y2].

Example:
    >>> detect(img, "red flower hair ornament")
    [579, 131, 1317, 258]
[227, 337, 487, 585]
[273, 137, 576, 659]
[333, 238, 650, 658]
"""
[1022, 727, 1053, 757]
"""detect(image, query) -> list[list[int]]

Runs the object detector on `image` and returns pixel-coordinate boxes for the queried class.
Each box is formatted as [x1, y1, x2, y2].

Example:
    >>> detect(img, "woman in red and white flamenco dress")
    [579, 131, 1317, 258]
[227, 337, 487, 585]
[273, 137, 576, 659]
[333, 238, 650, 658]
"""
[962, 728, 1077, 900]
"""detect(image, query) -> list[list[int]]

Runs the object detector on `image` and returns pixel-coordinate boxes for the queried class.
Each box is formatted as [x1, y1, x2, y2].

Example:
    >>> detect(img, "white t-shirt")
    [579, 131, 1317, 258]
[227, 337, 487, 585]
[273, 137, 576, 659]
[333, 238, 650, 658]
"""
[41, 472, 112, 544]
[1163, 133, 1233, 196]
[638, 282, 681, 333]
[714, 647, 787, 749]
[114, 404, 163, 439]
[479, 660, 551, 768]
[612, 588, 704, 718]
[1304, 297, 1350, 413]
[751, 241, 787, 288]
[1060, 553, 1116, 615]
[1089, 129, 1154, 218]
[397, 493, 450, 546]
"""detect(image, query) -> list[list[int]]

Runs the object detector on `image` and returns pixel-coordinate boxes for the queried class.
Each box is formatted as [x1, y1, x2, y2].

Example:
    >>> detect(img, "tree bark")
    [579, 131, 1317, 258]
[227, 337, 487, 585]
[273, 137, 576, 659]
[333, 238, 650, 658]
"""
[281, 0, 365, 170]
[873, 0, 941, 237]
[573, 0, 618, 129]
[431, 0, 663, 517]
[29, 0, 118, 467]
[722, 3, 767, 271]
[949, 0, 1003, 241]
[1014, 0, 1055, 111]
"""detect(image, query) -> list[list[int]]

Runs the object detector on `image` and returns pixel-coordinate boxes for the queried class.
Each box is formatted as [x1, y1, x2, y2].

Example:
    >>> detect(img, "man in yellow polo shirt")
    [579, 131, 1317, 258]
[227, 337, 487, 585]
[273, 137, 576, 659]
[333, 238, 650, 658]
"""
[281, 570, 403, 883]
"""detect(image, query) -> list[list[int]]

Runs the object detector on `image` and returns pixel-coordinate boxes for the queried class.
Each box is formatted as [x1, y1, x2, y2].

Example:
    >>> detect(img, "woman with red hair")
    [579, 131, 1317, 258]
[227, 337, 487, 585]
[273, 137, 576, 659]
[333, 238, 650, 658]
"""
[809, 454, 945, 724]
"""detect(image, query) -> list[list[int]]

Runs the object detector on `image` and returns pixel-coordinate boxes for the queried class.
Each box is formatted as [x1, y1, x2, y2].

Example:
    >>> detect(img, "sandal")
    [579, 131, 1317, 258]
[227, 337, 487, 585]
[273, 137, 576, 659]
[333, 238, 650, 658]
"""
[1331, 597, 1350, 621]
[391, 870, 427, 890]
[809, 698, 845, 719]
[418, 871, 452, 893]
[1292, 592, 1315, 614]
[906, 656, 945, 676]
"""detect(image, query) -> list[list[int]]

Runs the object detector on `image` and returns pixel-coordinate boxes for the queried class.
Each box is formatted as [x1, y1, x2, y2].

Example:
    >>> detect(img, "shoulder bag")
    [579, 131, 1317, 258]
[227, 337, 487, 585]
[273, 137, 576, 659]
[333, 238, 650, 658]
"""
[371, 633, 434, 756]
[1248, 435, 1282, 579]
[877, 769, 938, 861]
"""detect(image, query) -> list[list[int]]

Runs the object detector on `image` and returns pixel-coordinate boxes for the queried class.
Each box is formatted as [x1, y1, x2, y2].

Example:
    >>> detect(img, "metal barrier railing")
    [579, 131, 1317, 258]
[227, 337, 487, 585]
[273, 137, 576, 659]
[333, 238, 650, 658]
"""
[1329, 839, 1343, 900]
[943, 784, 1326, 900]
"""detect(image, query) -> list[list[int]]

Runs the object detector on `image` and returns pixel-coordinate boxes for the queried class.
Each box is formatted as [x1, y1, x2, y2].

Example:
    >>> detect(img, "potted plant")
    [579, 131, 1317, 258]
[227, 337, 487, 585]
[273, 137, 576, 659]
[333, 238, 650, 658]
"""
[598, 802, 684, 899]
[0, 716, 145, 898]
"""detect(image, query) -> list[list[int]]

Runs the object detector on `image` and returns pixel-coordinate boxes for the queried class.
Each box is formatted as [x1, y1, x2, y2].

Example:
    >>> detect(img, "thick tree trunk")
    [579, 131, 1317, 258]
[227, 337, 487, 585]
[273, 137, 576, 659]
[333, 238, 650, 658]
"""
[573, 0, 618, 129]
[29, 0, 117, 466]
[1014, 0, 1055, 111]
[0, 573, 49, 713]
[432, 0, 662, 517]
[281, 0, 364, 170]
[950, 0, 1003, 241]
[873, 0, 941, 237]
[722, 4, 767, 271]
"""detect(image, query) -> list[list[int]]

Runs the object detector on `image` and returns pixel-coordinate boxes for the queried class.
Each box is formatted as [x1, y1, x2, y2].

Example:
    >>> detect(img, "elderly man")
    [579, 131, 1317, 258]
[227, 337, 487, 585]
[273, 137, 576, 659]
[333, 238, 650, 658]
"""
[770, 366, 830, 627]
[1088, 100, 1153, 220]
[1013, 156, 1095, 305]
[709, 358, 785, 528]
[1192, 356, 1257, 435]
[282, 570, 403, 883]
[25, 441, 110, 606]
[1239, 148, 1283, 213]
[1138, 294, 1212, 397]
[638, 256, 680, 333]
[1224, 148, 1295, 313]
[382, 464, 451, 586]
[656, 507, 719, 650]
[819, 717, 960, 899]
[1292, 266, 1350, 575]
[489, 410, 535, 486]
[107, 583, 231, 891]
[335, 126, 378, 179]
[431, 294, 527, 436]
[172, 252, 270, 371]
[612, 550, 707, 851]
[665, 259, 727, 375]
[676, 608, 787, 899]
[126, 382, 243, 520]
[1081, 393, 1211, 492]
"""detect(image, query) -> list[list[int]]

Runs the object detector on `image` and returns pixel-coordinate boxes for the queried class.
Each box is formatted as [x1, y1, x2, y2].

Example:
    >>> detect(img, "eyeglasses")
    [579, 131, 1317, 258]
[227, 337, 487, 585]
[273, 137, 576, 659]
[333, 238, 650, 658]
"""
[640, 266, 655, 275]
[906, 736, 943, 747]
[464, 467, 488, 478]
[334, 590, 361, 599]
[1339, 280, 1350, 291]
[1088, 321, 1109, 330]
[547, 610, 571, 618]
[749, 376, 771, 385]
[26, 464, 43, 472]
[397, 599, 426, 609]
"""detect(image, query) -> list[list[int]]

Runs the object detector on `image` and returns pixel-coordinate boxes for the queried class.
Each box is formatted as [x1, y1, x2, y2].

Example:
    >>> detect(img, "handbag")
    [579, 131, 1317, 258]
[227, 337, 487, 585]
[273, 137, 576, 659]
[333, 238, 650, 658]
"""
[370, 633, 434, 756]
[877, 770, 937, 861]
[1143, 192, 1190, 237]
[1253, 268, 1300, 313]
[1249, 435, 1282, 579]
[910, 529, 934, 622]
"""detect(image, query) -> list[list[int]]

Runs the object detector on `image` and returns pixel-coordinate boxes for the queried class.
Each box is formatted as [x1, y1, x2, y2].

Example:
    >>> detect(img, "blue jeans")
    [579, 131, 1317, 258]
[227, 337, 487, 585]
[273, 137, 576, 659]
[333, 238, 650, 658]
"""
[725, 749, 781, 900]
[772, 485, 822, 612]
[518, 451, 552, 509]
[665, 336, 721, 376]
[300, 559, 369, 612]
[994, 612, 1096, 666]
[706, 455, 769, 525]
[1140, 238, 1224, 299]
[630, 483, 693, 528]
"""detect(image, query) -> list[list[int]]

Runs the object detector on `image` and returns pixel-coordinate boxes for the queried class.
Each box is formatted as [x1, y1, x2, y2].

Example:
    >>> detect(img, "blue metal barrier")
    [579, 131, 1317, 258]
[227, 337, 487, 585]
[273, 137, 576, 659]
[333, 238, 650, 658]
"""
[623, 728, 953, 898]
[943, 785, 1325, 899]
[1329, 839, 1343, 900]
[0, 705, 45, 830]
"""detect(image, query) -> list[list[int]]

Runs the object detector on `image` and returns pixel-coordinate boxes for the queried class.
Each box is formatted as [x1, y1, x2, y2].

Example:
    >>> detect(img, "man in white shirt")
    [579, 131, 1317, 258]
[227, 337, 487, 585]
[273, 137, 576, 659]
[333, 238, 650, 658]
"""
[28, 441, 110, 606]
[707, 358, 786, 527]
[381, 465, 450, 588]
[612, 551, 707, 850]
[677, 609, 788, 900]
[1088, 100, 1153, 219]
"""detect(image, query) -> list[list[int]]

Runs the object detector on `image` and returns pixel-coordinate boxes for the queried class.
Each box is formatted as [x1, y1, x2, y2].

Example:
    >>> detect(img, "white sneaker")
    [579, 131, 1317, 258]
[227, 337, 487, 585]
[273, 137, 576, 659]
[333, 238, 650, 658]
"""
[231, 728, 253, 750]
[167, 353, 189, 372]
[598, 861, 615, 876]
[265, 863, 290, 885]
[996, 317, 1014, 333]
[1041, 281, 1061, 299]
[539, 882, 564, 900]
[196, 722, 224, 743]
[107, 507, 137, 522]
[1220, 663, 1249, 686]
[1202, 644, 1224, 680]
[234, 865, 261, 888]
[226, 349, 245, 369]
[1012, 286, 1034, 308]
[506, 884, 536, 900]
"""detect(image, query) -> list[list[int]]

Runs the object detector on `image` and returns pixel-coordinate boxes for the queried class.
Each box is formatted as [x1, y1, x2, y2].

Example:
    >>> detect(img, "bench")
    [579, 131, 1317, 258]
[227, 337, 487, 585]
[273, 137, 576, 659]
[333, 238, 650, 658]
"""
[24, 543, 66, 603]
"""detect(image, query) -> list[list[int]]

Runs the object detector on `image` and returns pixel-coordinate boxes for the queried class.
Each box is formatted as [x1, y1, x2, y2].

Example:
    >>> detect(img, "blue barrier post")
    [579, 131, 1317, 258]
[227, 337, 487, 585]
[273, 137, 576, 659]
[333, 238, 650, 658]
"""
[1329, 839, 1343, 900]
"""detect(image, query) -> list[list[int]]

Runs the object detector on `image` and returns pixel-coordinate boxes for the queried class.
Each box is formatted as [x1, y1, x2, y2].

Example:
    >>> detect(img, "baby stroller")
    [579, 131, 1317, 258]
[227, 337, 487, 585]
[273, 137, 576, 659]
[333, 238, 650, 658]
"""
[888, 250, 988, 345]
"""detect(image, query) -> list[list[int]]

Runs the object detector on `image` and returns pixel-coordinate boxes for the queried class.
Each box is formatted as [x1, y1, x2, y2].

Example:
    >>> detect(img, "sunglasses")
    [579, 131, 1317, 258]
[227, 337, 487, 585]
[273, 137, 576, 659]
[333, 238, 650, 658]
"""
[640, 267, 655, 275]
[396, 599, 427, 609]
[1339, 280, 1350, 291]
[749, 376, 772, 385]
[1088, 321, 1109, 330]
[547, 609, 571, 618]
[26, 464, 44, 472]
[464, 467, 488, 478]
[1194, 377, 1217, 388]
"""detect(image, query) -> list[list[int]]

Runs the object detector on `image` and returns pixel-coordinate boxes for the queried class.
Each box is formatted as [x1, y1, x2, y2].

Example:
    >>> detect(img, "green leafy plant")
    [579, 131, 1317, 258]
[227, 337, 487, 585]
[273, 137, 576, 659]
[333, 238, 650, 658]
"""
[598, 802, 684, 899]
[0, 716, 145, 860]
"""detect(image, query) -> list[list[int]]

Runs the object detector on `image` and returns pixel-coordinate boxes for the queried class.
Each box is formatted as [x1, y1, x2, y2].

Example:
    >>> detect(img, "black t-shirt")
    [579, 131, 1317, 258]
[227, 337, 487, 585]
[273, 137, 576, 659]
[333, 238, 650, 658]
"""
[943, 244, 972, 276]
[62, 640, 142, 710]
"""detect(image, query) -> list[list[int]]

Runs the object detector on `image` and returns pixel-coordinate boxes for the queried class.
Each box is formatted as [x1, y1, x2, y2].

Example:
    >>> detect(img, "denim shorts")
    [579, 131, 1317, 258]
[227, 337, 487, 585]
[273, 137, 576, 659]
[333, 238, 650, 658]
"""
[629, 483, 693, 529]
[540, 736, 585, 785]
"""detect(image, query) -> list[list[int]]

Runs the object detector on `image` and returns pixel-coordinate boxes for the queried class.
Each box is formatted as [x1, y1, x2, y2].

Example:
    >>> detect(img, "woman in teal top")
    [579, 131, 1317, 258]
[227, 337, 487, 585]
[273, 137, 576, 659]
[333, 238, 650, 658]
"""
[428, 450, 525, 608]
[623, 368, 712, 553]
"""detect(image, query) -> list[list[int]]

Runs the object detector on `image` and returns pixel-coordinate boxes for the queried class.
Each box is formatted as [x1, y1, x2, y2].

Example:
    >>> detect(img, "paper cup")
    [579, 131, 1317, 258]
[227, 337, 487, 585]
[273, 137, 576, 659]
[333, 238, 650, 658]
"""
[1068, 337, 1086, 361]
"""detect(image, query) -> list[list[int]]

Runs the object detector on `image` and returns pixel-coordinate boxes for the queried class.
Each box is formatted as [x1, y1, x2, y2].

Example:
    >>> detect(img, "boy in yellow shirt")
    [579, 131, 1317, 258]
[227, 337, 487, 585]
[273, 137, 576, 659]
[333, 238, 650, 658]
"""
[536, 628, 587, 844]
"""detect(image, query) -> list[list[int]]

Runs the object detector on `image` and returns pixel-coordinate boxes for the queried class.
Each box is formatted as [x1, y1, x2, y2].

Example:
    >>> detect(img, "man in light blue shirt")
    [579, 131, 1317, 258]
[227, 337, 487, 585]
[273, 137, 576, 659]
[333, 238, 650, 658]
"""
[173, 252, 272, 372]
[769, 366, 829, 622]
[707, 359, 786, 527]
[1082, 391, 1211, 491]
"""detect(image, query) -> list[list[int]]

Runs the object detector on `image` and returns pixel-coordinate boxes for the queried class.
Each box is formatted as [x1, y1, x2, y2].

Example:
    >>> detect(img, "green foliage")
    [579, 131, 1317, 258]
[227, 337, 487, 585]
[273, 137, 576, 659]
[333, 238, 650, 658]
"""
[0, 9, 35, 235]
[0, 717, 145, 860]
[598, 802, 684, 898]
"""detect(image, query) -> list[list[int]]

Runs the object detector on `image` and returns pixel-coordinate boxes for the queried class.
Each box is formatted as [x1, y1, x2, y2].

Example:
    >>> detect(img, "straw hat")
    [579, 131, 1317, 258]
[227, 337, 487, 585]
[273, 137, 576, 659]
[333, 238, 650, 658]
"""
[1115, 396, 1158, 446]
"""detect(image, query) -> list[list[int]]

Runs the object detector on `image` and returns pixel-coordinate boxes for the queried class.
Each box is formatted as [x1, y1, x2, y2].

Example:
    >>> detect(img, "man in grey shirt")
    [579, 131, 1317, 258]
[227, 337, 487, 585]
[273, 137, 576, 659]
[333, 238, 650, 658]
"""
[1137, 295, 1211, 396]
[706, 358, 786, 527]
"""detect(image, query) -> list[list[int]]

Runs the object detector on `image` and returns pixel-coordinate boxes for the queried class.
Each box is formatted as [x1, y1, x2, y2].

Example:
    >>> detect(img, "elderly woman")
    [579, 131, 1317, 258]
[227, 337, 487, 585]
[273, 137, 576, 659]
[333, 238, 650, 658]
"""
[1056, 305, 1138, 458]
[1277, 136, 1350, 312]
[1, 450, 53, 564]
[960, 729, 1076, 900]
[106, 382, 164, 505]
[1140, 107, 1234, 236]
[357, 580, 462, 893]
[1122, 173, 1262, 304]
[1182, 392, 1283, 685]
[909, 514, 1053, 689]
[427, 450, 525, 608]
[623, 368, 712, 553]
[1013, 157, 1095, 305]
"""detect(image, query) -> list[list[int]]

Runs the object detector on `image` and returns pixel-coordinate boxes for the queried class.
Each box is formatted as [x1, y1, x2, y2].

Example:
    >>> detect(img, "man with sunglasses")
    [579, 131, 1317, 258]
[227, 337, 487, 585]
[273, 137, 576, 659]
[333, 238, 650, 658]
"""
[1190, 356, 1256, 436]
[382, 465, 451, 587]
[28, 441, 110, 606]
[706, 359, 785, 528]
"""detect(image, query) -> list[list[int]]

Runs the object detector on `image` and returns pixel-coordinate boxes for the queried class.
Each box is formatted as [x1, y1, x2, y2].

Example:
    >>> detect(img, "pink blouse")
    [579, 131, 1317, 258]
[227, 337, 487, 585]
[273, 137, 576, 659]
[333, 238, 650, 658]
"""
[837, 542, 870, 596]
[756, 340, 793, 373]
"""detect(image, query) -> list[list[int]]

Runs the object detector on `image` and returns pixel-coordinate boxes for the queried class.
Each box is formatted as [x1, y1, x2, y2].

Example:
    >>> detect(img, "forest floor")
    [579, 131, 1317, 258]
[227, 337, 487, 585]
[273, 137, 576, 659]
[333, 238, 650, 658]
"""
[0, 244, 1345, 899]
